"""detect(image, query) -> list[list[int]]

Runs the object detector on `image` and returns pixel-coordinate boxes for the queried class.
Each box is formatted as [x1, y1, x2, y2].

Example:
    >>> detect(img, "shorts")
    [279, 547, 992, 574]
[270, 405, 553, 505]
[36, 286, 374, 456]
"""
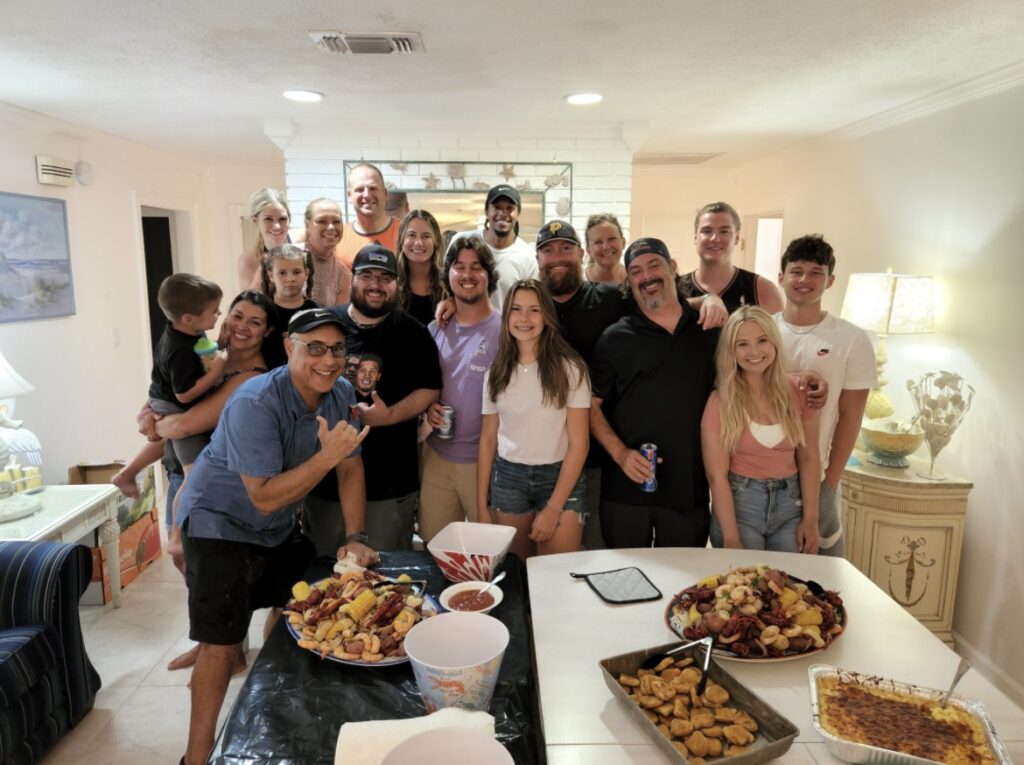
[183, 522, 315, 645]
[489, 456, 587, 521]
[149, 397, 209, 465]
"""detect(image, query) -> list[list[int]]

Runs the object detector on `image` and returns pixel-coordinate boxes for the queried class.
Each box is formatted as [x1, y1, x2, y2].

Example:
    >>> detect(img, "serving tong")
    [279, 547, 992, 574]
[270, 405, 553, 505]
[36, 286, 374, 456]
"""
[370, 577, 427, 595]
[640, 636, 715, 696]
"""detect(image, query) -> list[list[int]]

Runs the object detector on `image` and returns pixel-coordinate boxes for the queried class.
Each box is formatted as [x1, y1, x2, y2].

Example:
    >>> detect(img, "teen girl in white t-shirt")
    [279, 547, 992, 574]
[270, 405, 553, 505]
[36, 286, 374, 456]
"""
[477, 279, 591, 560]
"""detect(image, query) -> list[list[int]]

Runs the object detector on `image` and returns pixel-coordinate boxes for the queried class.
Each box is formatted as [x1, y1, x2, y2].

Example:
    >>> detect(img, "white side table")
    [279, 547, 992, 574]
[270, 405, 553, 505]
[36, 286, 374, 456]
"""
[0, 484, 122, 607]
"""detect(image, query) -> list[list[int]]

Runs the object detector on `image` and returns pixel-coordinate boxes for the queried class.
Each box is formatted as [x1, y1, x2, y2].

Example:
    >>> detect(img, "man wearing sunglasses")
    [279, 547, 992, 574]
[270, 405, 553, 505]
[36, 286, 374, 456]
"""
[175, 307, 372, 765]
[305, 244, 442, 554]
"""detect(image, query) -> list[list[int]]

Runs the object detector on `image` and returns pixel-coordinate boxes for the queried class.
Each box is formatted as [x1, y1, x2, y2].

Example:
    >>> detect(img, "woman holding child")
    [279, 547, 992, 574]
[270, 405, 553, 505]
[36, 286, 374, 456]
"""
[701, 306, 820, 554]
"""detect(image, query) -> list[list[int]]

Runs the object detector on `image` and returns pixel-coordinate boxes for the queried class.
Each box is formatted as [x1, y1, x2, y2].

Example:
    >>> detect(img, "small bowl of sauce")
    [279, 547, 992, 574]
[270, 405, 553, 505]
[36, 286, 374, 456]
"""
[439, 580, 504, 614]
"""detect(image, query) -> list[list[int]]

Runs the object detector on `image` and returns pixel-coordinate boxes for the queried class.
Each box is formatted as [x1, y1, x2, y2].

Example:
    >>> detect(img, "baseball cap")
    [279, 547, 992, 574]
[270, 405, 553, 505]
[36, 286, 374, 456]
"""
[485, 184, 521, 210]
[535, 220, 581, 249]
[623, 237, 672, 267]
[288, 307, 346, 334]
[352, 244, 398, 275]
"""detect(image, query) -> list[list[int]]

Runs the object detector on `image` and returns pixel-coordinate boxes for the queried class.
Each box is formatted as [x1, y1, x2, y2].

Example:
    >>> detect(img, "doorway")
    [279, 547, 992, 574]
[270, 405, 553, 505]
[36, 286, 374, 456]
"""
[752, 216, 785, 281]
[140, 207, 177, 354]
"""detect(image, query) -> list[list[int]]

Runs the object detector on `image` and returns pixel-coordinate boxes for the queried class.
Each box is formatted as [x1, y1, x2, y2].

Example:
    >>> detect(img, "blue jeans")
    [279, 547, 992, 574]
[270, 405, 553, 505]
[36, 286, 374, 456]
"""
[710, 472, 804, 553]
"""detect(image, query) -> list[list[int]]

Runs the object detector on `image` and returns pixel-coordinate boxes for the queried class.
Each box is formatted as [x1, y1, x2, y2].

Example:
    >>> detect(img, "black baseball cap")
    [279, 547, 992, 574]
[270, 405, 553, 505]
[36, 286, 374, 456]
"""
[623, 237, 672, 267]
[352, 244, 398, 275]
[535, 220, 581, 249]
[485, 184, 521, 209]
[288, 307, 346, 334]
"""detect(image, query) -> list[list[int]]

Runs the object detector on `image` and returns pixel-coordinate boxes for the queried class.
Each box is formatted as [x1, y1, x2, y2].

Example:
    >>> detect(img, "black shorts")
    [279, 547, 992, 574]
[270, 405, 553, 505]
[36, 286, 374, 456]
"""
[183, 523, 315, 645]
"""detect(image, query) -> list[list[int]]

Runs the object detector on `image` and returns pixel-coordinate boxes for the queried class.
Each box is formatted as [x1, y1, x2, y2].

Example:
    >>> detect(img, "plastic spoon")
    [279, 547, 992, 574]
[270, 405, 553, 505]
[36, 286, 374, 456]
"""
[476, 570, 507, 599]
[939, 656, 970, 708]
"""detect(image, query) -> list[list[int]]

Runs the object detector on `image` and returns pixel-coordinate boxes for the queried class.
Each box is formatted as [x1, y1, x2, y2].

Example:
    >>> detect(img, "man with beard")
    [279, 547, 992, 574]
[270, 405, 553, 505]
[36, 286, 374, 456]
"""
[453, 184, 537, 308]
[588, 237, 720, 548]
[534, 219, 726, 549]
[304, 245, 441, 553]
[418, 236, 501, 541]
[335, 163, 401, 269]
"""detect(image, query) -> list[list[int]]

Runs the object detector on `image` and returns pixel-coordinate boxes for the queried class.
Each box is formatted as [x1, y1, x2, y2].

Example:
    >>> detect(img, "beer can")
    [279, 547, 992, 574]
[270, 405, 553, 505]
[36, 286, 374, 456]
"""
[437, 405, 456, 440]
[640, 443, 658, 493]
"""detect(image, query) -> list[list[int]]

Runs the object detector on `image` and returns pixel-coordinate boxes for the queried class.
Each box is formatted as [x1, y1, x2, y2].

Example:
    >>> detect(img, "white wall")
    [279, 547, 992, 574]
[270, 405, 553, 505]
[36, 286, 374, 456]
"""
[634, 84, 1024, 700]
[267, 124, 633, 242]
[0, 102, 284, 483]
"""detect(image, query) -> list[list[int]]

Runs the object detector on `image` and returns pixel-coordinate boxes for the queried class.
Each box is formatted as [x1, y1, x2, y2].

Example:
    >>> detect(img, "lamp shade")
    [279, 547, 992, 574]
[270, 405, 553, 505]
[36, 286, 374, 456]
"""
[0, 351, 34, 399]
[840, 272, 934, 335]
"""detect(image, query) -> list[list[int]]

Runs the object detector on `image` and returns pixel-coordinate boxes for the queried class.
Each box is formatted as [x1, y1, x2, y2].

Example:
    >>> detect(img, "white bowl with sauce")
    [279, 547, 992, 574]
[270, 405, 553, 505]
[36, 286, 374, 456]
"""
[439, 580, 504, 615]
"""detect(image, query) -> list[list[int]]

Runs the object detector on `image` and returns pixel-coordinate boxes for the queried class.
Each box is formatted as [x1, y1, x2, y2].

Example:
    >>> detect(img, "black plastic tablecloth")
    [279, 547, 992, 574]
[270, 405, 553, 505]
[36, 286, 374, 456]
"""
[208, 551, 545, 764]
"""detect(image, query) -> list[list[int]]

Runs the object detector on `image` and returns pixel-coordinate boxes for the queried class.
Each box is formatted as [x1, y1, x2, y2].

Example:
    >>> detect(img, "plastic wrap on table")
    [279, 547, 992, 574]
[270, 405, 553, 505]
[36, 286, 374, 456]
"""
[208, 550, 545, 764]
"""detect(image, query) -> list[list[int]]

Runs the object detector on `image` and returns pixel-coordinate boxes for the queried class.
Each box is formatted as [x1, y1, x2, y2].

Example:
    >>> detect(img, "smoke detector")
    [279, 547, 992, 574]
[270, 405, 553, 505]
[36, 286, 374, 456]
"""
[308, 31, 424, 55]
[35, 155, 75, 186]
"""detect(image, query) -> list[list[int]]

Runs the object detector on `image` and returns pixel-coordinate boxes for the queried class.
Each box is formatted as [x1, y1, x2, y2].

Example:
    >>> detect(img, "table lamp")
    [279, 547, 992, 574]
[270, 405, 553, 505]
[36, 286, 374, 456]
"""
[840, 270, 935, 419]
[0, 351, 42, 522]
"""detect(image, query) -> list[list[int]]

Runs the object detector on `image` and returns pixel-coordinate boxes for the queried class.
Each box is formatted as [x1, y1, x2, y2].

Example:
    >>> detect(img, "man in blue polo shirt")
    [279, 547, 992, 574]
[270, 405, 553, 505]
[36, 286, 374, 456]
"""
[177, 308, 371, 765]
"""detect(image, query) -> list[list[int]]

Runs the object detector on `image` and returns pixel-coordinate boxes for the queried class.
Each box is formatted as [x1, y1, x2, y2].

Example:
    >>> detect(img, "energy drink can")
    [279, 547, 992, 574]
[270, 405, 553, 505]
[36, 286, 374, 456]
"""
[437, 405, 456, 440]
[640, 443, 658, 493]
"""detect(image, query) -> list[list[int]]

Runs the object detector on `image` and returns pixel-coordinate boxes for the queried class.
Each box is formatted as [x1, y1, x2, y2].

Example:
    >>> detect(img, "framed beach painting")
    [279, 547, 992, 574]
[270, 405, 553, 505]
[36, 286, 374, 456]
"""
[0, 191, 75, 323]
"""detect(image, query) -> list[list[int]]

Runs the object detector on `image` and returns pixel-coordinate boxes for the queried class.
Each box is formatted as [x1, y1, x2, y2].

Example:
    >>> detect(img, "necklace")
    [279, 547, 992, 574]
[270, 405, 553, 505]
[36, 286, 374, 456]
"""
[347, 305, 384, 329]
[782, 314, 826, 335]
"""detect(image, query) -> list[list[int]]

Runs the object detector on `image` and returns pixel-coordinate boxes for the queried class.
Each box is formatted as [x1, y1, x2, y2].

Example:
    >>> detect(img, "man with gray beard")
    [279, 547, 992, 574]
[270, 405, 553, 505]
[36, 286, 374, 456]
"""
[588, 237, 720, 548]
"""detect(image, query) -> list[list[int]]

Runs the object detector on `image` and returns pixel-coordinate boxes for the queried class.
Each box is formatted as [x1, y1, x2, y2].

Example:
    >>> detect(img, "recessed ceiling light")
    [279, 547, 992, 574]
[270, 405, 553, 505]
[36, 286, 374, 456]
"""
[566, 93, 603, 106]
[283, 89, 324, 103]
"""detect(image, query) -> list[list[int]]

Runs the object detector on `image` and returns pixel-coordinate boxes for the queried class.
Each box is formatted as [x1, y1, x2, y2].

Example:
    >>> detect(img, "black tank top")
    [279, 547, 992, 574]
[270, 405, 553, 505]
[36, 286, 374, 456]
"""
[680, 267, 760, 314]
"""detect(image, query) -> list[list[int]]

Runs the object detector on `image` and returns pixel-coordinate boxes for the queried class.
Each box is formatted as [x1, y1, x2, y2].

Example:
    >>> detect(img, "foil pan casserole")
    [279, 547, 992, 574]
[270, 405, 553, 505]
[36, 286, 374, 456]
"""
[807, 664, 1012, 765]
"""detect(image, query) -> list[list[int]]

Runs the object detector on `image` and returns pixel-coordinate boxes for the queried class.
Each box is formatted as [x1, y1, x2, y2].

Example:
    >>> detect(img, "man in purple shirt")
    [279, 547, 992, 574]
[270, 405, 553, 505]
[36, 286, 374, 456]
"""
[419, 236, 501, 541]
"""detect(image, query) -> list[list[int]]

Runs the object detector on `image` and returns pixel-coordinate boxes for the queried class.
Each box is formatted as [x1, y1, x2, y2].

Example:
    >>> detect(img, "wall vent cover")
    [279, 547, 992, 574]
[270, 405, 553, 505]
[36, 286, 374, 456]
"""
[35, 155, 76, 186]
[308, 31, 423, 55]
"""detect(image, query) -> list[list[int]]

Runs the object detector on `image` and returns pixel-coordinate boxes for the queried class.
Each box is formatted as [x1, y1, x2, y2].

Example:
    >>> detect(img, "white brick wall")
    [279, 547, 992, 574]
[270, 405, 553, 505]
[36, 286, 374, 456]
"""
[271, 129, 634, 242]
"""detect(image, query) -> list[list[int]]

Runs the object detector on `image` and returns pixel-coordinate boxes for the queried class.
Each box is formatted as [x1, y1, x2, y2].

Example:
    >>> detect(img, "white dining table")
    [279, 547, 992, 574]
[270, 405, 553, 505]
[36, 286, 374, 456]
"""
[527, 548, 1024, 764]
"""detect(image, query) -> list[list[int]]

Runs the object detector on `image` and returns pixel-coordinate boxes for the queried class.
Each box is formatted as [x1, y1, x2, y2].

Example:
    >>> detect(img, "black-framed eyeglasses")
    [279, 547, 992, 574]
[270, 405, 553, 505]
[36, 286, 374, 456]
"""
[291, 338, 347, 358]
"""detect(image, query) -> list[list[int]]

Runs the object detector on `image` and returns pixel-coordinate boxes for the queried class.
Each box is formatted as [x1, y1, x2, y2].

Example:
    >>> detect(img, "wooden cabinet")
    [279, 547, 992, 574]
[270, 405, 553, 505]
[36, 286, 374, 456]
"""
[841, 452, 972, 646]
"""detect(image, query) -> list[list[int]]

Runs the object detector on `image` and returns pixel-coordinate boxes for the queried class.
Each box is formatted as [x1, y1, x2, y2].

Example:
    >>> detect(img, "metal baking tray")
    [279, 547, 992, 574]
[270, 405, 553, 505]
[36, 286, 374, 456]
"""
[600, 641, 798, 765]
[807, 664, 1012, 765]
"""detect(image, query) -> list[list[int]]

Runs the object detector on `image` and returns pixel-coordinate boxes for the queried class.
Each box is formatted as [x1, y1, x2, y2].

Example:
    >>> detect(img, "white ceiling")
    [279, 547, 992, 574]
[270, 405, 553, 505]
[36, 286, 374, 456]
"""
[2, 0, 1023, 166]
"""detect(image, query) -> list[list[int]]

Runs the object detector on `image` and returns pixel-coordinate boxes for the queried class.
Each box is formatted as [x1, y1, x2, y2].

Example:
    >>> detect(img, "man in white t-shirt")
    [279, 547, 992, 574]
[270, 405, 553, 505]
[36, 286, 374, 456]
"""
[454, 184, 537, 308]
[774, 234, 877, 557]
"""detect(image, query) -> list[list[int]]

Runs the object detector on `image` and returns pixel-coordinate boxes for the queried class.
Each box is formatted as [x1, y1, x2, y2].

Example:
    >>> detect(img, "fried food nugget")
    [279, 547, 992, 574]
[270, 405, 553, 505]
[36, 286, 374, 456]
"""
[703, 684, 730, 706]
[619, 673, 641, 687]
[706, 739, 724, 757]
[651, 679, 676, 701]
[690, 708, 716, 729]
[670, 718, 694, 737]
[723, 725, 755, 746]
[685, 730, 710, 757]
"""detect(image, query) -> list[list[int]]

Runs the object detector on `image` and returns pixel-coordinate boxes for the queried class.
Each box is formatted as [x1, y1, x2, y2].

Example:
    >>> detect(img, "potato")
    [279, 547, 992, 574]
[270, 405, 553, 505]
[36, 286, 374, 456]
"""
[794, 608, 823, 626]
[291, 581, 311, 602]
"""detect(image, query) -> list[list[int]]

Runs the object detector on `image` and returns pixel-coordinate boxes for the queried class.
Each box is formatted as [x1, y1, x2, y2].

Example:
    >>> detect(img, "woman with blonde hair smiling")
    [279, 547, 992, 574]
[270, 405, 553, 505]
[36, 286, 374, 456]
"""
[237, 188, 291, 290]
[701, 306, 821, 553]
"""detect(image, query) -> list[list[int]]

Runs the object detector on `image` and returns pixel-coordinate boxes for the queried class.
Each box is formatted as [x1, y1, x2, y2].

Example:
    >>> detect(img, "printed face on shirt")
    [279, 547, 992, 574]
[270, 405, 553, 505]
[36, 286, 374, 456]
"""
[355, 358, 381, 395]
[485, 198, 518, 238]
[586, 222, 624, 270]
[254, 203, 290, 248]
[449, 247, 490, 305]
[351, 267, 398, 318]
[347, 166, 386, 220]
[344, 353, 361, 383]
[305, 201, 342, 257]
[779, 259, 835, 308]
[694, 211, 740, 265]
[733, 320, 777, 375]
[286, 324, 346, 399]
[537, 240, 584, 297]
[627, 252, 677, 312]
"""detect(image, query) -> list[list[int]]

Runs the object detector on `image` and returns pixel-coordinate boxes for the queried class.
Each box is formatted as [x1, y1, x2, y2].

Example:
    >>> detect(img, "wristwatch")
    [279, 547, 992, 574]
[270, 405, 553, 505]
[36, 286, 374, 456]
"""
[345, 531, 369, 545]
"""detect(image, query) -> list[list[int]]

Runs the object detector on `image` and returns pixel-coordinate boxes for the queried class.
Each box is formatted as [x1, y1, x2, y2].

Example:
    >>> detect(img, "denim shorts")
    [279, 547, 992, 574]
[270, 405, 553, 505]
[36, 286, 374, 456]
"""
[489, 456, 588, 521]
[710, 472, 803, 553]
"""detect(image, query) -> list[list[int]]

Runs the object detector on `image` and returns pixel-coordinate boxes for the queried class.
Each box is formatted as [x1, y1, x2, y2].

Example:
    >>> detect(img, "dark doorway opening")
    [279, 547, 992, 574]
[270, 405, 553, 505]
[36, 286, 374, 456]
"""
[141, 215, 174, 353]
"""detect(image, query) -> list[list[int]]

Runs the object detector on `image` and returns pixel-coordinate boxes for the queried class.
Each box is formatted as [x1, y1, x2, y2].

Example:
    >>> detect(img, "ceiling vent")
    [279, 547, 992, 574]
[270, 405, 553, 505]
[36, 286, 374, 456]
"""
[35, 155, 75, 186]
[308, 31, 424, 55]
[633, 153, 722, 166]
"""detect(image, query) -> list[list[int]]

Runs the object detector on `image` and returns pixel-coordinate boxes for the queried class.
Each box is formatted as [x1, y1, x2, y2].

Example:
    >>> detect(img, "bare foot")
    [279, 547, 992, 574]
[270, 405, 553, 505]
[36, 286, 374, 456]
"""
[186, 646, 247, 688]
[167, 644, 199, 671]
[111, 469, 140, 498]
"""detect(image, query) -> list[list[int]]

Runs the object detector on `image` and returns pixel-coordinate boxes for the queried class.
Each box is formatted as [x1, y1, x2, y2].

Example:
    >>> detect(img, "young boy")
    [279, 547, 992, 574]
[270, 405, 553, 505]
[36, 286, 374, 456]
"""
[774, 235, 877, 557]
[112, 273, 226, 497]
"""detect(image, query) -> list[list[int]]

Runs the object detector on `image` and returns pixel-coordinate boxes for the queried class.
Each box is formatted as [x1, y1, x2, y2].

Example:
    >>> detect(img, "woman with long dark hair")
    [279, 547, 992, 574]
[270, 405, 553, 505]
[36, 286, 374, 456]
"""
[396, 209, 447, 325]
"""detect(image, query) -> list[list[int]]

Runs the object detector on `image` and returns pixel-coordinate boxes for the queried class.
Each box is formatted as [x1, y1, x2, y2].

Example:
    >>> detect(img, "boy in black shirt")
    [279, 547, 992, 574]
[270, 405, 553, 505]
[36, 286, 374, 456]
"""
[112, 273, 225, 497]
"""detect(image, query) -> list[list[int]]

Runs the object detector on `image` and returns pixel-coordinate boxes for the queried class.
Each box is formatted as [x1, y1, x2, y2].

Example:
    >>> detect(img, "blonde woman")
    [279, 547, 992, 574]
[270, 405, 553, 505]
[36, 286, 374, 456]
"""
[237, 188, 291, 290]
[583, 213, 627, 285]
[701, 306, 820, 553]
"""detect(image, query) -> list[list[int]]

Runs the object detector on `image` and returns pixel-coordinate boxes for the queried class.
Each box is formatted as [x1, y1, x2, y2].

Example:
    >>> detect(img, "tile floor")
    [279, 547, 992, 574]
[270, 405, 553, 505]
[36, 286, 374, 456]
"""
[41, 535, 271, 765]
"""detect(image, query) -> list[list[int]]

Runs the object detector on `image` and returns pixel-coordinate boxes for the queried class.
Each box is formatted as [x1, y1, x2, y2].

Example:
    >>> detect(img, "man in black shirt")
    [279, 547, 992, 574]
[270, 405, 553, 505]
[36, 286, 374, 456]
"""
[589, 237, 720, 548]
[304, 245, 441, 553]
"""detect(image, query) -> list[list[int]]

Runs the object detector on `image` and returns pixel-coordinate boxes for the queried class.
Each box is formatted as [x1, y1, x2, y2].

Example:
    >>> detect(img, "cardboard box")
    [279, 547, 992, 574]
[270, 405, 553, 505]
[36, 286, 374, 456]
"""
[68, 461, 163, 605]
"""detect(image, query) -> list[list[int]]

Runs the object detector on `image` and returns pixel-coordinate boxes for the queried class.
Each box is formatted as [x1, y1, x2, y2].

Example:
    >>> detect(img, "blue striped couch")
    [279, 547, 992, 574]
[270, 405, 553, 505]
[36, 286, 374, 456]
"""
[0, 542, 101, 765]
